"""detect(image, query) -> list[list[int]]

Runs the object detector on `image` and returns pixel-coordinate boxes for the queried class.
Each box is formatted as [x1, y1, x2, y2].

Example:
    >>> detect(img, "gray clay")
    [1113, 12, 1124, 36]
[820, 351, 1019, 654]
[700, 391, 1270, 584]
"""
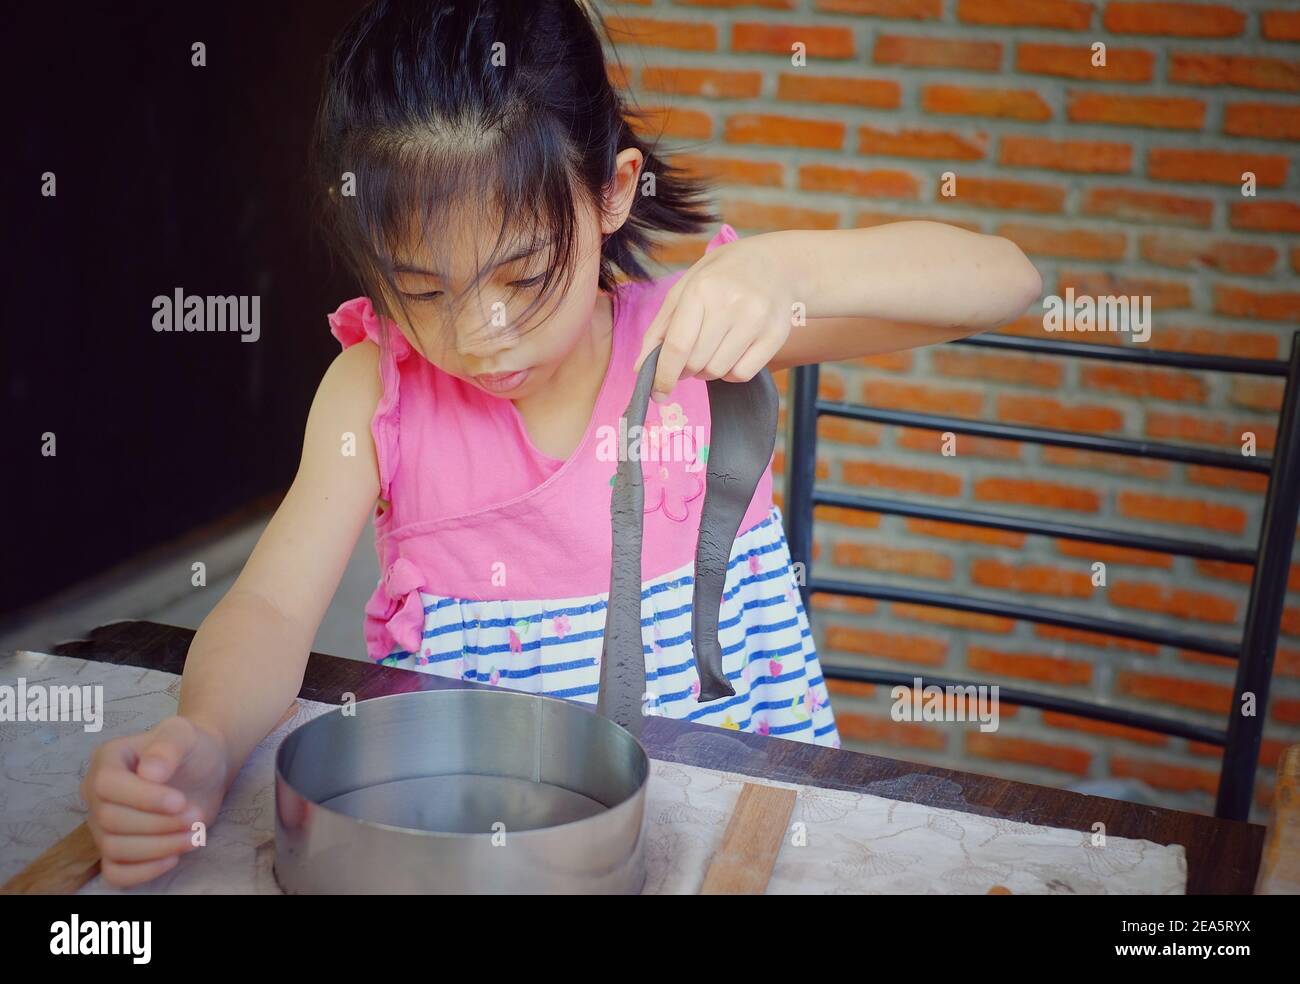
[596, 345, 780, 732]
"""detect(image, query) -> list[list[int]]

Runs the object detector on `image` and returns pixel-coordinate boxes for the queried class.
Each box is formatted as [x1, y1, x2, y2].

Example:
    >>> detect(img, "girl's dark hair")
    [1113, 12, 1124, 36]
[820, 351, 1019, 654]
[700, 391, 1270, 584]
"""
[310, 0, 717, 343]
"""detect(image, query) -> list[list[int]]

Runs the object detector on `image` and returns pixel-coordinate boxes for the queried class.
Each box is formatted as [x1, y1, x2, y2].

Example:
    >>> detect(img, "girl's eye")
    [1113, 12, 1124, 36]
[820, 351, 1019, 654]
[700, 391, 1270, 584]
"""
[509, 274, 546, 290]
[403, 290, 443, 303]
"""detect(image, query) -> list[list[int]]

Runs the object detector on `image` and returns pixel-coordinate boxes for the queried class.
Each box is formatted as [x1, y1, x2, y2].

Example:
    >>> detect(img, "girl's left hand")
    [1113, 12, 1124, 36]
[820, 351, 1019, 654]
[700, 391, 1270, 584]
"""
[633, 233, 795, 402]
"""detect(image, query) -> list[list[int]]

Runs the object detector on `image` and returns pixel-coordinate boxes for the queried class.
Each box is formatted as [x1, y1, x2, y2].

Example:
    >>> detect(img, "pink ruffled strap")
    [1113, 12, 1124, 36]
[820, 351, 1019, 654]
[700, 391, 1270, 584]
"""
[705, 222, 739, 254]
[327, 296, 411, 359]
[326, 296, 405, 502]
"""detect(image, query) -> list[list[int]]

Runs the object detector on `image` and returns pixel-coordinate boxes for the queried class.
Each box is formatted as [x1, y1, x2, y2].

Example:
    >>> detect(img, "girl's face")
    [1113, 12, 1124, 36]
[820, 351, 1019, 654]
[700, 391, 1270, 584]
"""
[379, 152, 641, 400]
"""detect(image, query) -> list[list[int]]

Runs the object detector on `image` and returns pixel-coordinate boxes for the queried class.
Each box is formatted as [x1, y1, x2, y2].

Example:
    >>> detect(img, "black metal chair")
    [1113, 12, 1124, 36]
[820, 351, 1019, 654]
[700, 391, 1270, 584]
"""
[784, 330, 1300, 821]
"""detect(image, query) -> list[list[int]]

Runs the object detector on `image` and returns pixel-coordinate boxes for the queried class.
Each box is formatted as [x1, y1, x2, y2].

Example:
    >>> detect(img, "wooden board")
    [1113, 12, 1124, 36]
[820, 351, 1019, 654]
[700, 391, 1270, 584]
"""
[1256, 743, 1300, 895]
[700, 782, 797, 895]
[1, 821, 100, 895]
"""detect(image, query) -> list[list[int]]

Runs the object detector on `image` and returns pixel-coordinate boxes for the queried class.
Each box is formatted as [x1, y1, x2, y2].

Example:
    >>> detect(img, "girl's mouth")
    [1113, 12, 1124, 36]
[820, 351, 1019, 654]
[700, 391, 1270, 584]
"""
[474, 369, 530, 394]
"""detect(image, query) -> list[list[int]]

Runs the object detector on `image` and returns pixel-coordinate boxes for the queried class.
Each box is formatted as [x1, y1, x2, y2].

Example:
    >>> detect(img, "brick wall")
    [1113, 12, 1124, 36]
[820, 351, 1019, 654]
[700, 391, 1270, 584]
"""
[596, 0, 1300, 821]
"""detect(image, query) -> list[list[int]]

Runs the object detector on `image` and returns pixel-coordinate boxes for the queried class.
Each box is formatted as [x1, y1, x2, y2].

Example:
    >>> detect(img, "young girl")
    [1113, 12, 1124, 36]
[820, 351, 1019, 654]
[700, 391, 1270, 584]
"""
[81, 0, 1041, 887]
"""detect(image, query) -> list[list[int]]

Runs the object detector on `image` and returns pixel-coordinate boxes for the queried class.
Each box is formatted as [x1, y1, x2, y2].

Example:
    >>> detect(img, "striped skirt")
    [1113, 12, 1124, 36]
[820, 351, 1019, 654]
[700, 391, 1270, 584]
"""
[378, 505, 841, 746]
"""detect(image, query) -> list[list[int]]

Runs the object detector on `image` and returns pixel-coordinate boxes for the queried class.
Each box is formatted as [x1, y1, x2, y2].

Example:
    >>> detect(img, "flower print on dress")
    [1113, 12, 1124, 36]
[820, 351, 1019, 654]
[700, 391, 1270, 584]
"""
[658, 402, 688, 432]
[639, 403, 704, 523]
[552, 614, 571, 639]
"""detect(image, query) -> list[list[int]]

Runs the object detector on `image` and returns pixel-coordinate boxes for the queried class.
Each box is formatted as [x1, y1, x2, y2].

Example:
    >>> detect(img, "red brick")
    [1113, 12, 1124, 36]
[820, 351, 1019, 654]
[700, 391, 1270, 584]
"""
[640, 66, 762, 99]
[1138, 233, 1278, 276]
[859, 125, 987, 159]
[1169, 52, 1300, 92]
[1229, 378, 1286, 413]
[1081, 186, 1213, 226]
[968, 645, 1093, 684]
[997, 222, 1127, 260]
[815, 0, 941, 17]
[1116, 490, 1247, 534]
[1261, 10, 1300, 41]
[1215, 285, 1300, 322]
[1040, 446, 1172, 479]
[1042, 711, 1168, 745]
[1230, 200, 1300, 234]
[724, 113, 845, 149]
[1015, 42, 1154, 82]
[890, 600, 1017, 632]
[853, 350, 915, 372]
[833, 542, 955, 580]
[798, 164, 920, 198]
[1103, 3, 1245, 38]
[1273, 698, 1300, 725]
[836, 711, 949, 750]
[903, 517, 1025, 548]
[861, 378, 984, 416]
[819, 416, 885, 448]
[1034, 623, 1159, 655]
[733, 23, 856, 58]
[923, 84, 1052, 121]
[1137, 325, 1277, 359]
[1079, 364, 1207, 403]
[823, 625, 948, 665]
[995, 393, 1124, 433]
[1224, 103, 1300, 141]
[874, 34, 1002, 71]
[896, 427, 1023, 460]
[823, 677, 877, 699]
[1055, 539, 1174, 569]
[815, 503, 883, 528]
[1149, 148, 1289, 187]
[1277, 646, 1300, 680]
[937, 175, 1065, 212]
[957, 0, 1092, 30]
[777, 73, 901, 109]
[971, 558, 1096, 598]
[720, 199, 841, 231]
[628, 105, 712, 140]
[1111, 581, 1239, 624]
[842, 460, 963, 497]
[1057, 268, 1193, 309]
[966, 732, 1092, 776]
[811, 593, 878, 616]
[1116, 670, 1235, 712]
[1145, 411, 1274, 453]
[1185, 465, 1269, 493]
[674, 154, 784, 188]
[1111, 756, 1219, 795]
[855, 210, 984, 233]
[606, 16, 717, 51]
[973, 476, 1101, 516]
[1069, 92, 1206, 130]
[998, 135, 1132, 174]
[1193, 559, 1252, 585]
[931, 347, 1064, 387]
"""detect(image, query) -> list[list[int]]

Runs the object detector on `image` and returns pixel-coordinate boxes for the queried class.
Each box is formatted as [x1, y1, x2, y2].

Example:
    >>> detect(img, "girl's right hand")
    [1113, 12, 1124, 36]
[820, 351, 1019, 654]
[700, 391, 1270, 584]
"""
[80, 715, 231, 887]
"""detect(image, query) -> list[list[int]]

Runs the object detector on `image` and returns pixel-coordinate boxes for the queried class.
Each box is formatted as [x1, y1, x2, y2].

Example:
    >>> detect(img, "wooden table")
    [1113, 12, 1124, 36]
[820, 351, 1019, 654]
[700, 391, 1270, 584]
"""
[49, 619, 1265, 894]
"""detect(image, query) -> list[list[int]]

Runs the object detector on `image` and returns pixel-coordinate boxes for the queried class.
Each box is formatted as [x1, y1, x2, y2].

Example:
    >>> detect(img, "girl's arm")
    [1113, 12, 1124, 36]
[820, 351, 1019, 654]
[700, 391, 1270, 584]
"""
[636, 220, 1043, 396]
[768, 221, 1043, 371]
[178, 339, 383, 791]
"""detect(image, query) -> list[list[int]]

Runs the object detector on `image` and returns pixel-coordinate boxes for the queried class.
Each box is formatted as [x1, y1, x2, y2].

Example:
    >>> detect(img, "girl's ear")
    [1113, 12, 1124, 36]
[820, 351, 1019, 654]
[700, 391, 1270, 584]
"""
[601, 147, 644, 236]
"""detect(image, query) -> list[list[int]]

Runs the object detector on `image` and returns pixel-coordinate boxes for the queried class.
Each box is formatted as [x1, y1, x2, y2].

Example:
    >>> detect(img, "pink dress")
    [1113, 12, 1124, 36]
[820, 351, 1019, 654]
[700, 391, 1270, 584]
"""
[329, 223, 840, 745]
